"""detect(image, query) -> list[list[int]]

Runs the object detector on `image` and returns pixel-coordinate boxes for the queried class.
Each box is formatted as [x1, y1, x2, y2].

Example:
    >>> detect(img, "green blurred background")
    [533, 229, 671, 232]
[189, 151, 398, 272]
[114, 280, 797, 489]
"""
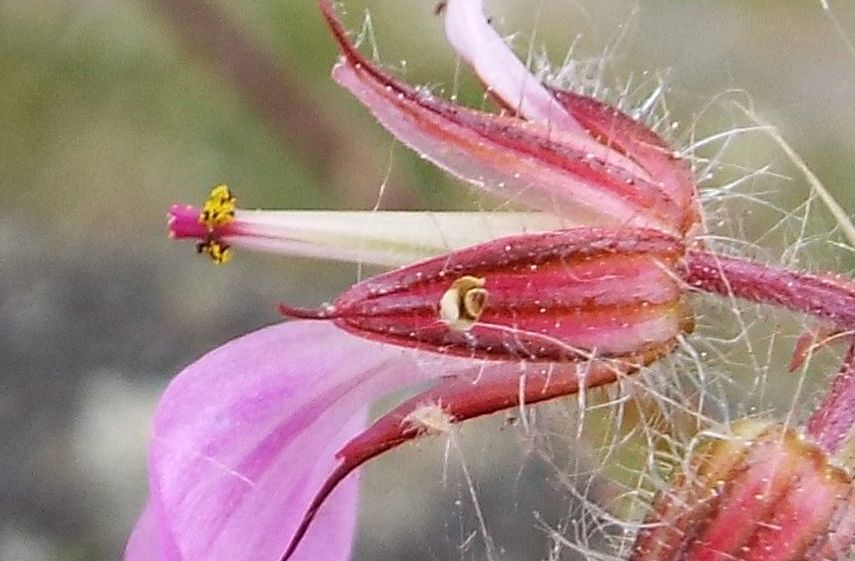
[2, 1, 853, 559]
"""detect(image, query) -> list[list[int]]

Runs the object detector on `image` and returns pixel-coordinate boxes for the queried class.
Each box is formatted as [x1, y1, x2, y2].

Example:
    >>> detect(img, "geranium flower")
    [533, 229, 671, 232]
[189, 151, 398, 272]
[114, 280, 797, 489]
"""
[126, 2, 855, 561]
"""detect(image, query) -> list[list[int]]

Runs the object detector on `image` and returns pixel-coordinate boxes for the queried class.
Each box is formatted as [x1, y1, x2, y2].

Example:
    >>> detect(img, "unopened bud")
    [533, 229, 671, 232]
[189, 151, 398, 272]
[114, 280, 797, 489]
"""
[632, 419, 854, 561]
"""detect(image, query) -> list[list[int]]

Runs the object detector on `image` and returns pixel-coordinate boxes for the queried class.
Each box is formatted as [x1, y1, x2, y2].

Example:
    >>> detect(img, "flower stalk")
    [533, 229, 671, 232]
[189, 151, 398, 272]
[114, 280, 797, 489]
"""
[684, 250, 855, 331]
[807, 344, 855, 455]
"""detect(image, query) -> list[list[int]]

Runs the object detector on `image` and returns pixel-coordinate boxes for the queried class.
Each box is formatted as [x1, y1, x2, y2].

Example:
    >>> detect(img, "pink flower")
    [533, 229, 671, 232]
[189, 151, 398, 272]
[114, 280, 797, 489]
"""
[127, 2, 855, 561]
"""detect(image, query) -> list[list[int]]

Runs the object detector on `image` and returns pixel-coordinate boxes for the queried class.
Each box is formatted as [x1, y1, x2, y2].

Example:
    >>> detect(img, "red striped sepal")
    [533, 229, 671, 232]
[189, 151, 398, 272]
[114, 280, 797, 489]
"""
[281, 227, 692, 363]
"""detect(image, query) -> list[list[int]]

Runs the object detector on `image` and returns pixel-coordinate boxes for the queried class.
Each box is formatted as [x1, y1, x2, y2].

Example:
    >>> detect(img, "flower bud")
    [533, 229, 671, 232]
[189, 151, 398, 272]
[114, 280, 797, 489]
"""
[632, 419, 854, 561]
[281, 227, 692, 363]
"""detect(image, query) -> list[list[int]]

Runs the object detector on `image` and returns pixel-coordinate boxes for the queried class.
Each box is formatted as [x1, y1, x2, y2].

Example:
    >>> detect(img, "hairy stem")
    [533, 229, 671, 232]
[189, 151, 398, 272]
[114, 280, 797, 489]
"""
[686, 250, 855, 454]
[684, 250, 855, 331]
[805, 343, 855, 454]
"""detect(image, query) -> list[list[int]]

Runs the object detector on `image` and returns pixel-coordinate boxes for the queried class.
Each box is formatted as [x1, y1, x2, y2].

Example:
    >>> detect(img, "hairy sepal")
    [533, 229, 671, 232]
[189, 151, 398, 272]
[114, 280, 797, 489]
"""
[549, 88, 700, 236]
[281, 357, 655, 561]
[282, 227, 692, 362]
[437, 0, 699, 235]
[318, 0, 690, 235]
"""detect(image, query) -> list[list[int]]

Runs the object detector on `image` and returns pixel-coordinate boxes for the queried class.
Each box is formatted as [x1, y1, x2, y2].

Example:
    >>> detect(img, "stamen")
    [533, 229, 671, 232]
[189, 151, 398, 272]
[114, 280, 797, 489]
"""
[439, 275, 488, 330]
[196, 236, 233, 264]
[169, 204, 564, 268]
[192, 184, 237, 264]
[199, 184, 237, 229]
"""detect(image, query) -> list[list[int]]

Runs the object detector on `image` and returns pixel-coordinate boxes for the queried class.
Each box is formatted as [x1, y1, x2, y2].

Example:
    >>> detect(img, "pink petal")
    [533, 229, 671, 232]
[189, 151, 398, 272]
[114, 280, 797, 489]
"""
[125, 502, 179, 561]
[318, 0, 685, 234]
[125, 321, 439, 561]
[440, 0, 584, 134]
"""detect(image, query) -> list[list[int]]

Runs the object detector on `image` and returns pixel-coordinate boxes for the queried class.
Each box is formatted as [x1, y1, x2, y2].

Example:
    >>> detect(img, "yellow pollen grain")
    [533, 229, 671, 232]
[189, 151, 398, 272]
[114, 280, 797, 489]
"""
[196, 184, 237, 264]
[197, 238, 233, 264]
[199, 184, 237, 229]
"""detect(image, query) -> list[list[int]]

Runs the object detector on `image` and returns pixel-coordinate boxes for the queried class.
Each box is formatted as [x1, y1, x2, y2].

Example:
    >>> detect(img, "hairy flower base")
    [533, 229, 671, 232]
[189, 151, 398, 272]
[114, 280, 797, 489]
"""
[281, 227, 693, 362]
[632, 420, 855, 561]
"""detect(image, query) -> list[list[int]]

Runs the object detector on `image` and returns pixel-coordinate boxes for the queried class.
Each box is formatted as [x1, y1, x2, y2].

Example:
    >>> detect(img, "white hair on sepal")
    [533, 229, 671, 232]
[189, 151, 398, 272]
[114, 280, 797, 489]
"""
[518, 361, 714, 555]
[353, 9, 381, 61]
[542, 46, 679, 150]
